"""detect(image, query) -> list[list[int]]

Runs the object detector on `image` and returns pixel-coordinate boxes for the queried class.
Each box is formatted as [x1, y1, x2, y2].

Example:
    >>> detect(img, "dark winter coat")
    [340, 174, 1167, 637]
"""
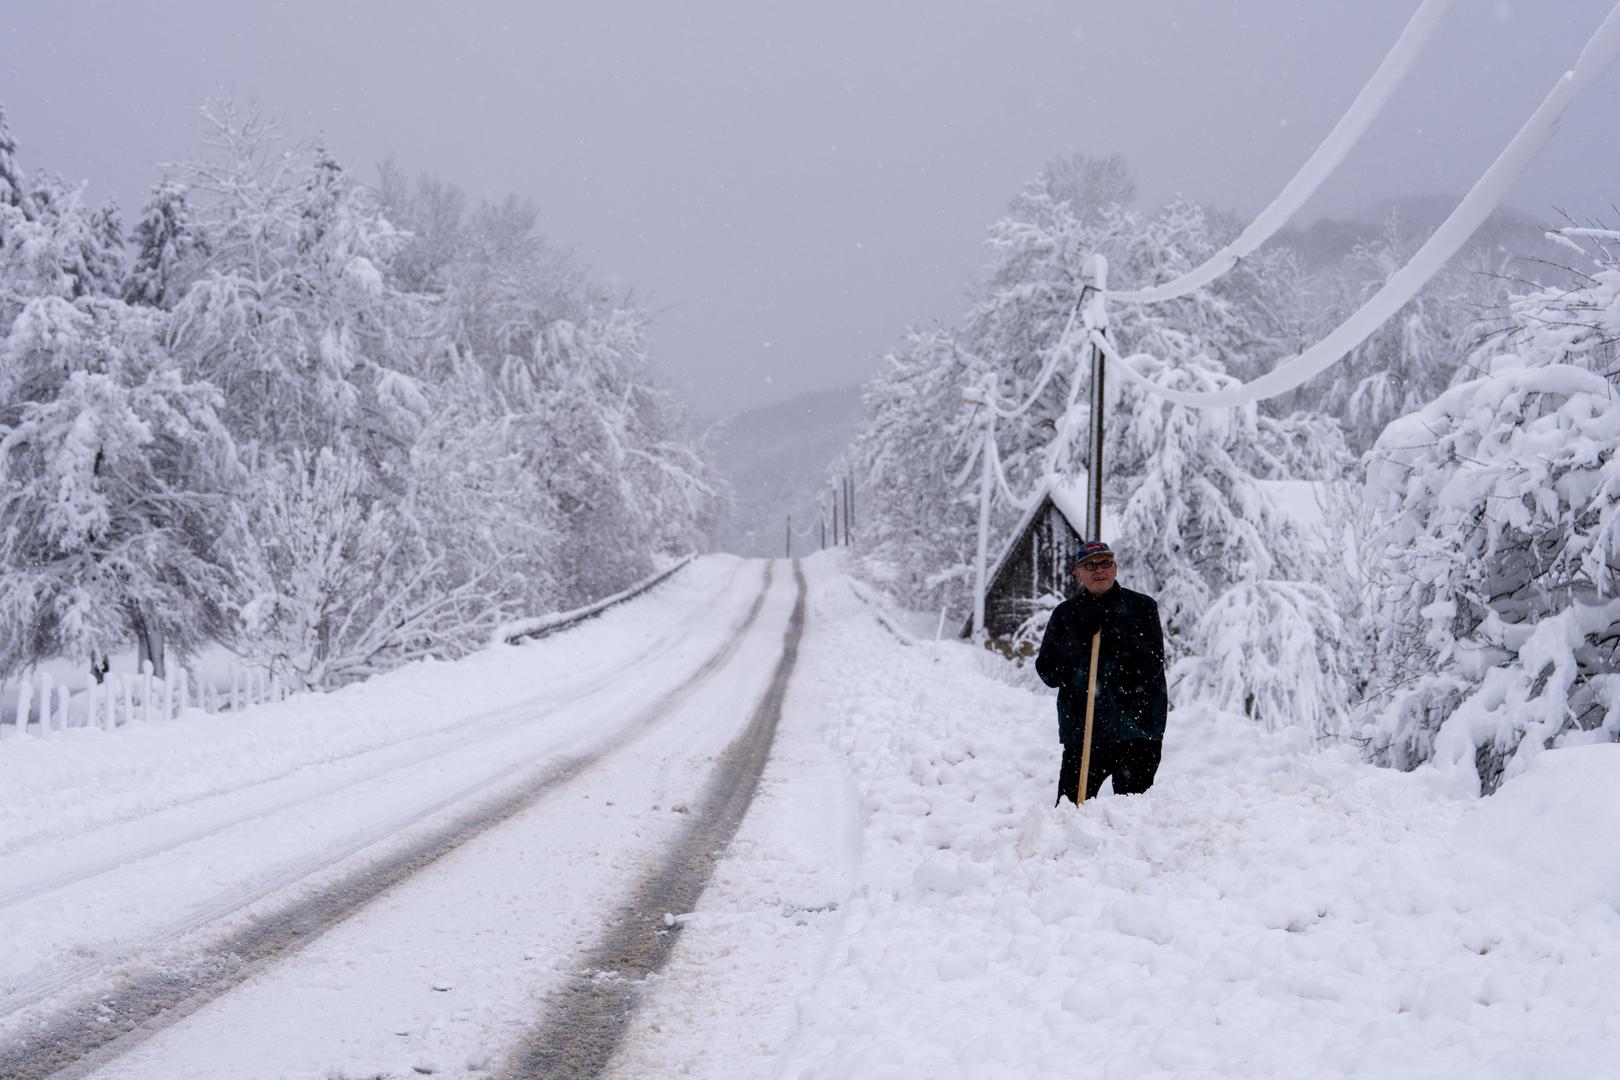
[1035, 583, 1169, 746]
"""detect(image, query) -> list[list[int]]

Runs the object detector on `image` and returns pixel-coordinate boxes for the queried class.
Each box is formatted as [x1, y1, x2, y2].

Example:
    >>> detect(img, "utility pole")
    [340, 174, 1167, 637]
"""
[964, 373, 998, 639]
[1086, 336, 1105, 542]
[842, 476, 852, 545]
[1076, 253, 1108, 805]
[847, 475, 856, 540]
[819, 510, 826, 551]
[831, 490, 840, 546]
[785, 513, 792, 559]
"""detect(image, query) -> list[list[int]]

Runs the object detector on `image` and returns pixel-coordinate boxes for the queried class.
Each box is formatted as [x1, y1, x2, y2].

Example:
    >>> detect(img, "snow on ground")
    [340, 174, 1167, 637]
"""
[604, 576, 864, 1079]
[739, 553, 1620, 1079]
[0, 556, 747, 856]
[89, 562, 804, 1079]
[0, 557, 768, 1051]
[4, 551, 1618, 1078]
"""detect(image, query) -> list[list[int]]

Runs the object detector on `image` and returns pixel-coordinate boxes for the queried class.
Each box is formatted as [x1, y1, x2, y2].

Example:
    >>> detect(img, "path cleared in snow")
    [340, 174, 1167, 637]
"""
[768, 558, 1620, 1079]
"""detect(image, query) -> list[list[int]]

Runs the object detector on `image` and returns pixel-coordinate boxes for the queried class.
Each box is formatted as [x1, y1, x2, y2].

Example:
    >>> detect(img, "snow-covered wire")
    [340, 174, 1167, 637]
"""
[789, 513, 822, 541]
[1095, 1, 1620, 409]
[989, 432, 1040, 512]
[989, 296, 1084, 420]
[1110, 0, 1455, 305]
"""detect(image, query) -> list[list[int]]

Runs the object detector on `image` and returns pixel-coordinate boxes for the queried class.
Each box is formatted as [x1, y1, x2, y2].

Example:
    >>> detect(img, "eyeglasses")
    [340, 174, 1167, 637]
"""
[1078, 559, 1115, 572]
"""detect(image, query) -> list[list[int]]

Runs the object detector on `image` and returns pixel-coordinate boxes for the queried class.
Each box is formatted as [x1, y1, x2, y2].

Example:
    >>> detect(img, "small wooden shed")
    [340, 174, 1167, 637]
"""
[964, 475, 1096, 640]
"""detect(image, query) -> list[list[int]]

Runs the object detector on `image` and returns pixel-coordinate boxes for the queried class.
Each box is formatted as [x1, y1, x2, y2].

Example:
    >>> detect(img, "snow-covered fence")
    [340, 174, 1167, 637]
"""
[2, 559, 694, 743]
[0, 662, 287, 741]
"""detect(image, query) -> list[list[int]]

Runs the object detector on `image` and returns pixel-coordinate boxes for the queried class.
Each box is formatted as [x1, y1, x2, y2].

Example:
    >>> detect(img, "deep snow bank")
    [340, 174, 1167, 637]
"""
[780, 558, 1620, 1079]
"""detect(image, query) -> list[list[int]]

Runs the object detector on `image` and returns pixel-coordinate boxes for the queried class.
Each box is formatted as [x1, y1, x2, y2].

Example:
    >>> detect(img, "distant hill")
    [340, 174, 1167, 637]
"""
[1274, 197, 1579, 279]
[707, 385, 865, 558]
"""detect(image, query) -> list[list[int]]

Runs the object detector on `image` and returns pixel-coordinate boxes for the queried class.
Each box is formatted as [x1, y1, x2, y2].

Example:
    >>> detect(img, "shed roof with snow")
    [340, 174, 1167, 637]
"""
[964, 473, 1099, 640]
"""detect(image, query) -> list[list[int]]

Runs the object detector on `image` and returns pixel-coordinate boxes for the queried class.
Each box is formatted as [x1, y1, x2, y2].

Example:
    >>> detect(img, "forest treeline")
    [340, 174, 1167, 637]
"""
[849, 153, 1619, 793]
[0, 102, 725, 691]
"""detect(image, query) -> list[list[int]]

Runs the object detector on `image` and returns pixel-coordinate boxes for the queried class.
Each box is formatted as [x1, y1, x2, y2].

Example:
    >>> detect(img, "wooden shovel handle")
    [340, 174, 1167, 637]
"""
[1077, 630, 1101, 805]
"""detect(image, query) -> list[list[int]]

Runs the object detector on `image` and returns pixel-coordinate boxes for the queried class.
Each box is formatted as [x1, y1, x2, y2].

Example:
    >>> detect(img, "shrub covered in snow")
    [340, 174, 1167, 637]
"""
[1361, 232, 1620, 792]
[1172, 580, 1353, 740]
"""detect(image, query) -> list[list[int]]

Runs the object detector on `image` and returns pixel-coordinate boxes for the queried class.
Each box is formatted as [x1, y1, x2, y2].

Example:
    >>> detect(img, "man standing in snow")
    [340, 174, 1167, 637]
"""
[1035, 541, 1169, 804]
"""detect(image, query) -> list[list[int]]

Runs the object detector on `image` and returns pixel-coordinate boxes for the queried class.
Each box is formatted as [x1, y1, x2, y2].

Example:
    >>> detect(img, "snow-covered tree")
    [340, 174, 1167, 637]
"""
[1360, 228, 1620, 792]
[1173, 581, 1353, 739]
[850, 326, 982, 606]
[169, 106, 429, 465]
[1298, 214, 1508, 453]
[851, 153, 1359, 735]
[125, 180, 206, 309]
[0, 104, 22, 212]
[503, 308, 722, 604]
[0, 99, 722, 694]
[21, 174, 124, 301]
[227, 447, 504, 689]
[0, 296, 236, 679]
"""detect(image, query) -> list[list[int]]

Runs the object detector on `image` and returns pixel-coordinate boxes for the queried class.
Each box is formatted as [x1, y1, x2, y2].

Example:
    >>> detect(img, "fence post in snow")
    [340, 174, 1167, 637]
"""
[120, 676, 133, 730]
[177, 666, 190, 716]
[140, 661, 154, 724]
[14, 678, 31, 738]
[38, 672, 52, 736]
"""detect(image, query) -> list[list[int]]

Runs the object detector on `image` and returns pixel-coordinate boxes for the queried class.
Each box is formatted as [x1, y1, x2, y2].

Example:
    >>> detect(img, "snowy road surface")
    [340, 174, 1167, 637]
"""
[3, 553, 1618, 1078]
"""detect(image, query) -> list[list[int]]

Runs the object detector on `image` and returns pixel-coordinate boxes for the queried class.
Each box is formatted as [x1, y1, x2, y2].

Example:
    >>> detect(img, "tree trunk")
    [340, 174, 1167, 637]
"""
[130, 603, 166, 678]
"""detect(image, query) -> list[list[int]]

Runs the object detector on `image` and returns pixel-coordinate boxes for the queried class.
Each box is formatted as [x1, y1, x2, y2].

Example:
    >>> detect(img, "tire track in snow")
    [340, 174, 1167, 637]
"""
[0, 564, 778, 1080]
[502, 560, 808, 1080]
[0, 560, 737, 907]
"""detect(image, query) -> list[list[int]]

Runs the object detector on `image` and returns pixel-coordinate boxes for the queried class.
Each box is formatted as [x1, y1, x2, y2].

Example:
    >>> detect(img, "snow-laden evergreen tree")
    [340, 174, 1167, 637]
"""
[125, 180, 206, 309]
[1361, 227, 1620, 792]
[0, 103, 22, 215]
[0, 295, 236, 679]
[20, 174, 125, 300]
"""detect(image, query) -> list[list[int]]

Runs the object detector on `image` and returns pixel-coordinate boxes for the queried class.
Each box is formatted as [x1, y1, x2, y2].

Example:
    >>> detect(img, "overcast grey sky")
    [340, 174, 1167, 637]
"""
[5, 2, 1618, 413]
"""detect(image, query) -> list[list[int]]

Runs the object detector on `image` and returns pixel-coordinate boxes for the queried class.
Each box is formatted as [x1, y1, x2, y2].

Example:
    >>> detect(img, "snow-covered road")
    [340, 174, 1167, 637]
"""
[3, 553, 1618, 1079]
[0, 556, 817, 1077]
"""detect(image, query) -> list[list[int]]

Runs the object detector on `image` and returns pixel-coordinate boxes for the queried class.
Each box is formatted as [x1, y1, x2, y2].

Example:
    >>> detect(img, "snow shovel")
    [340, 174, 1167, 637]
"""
[1076, 630, 1101, 805]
